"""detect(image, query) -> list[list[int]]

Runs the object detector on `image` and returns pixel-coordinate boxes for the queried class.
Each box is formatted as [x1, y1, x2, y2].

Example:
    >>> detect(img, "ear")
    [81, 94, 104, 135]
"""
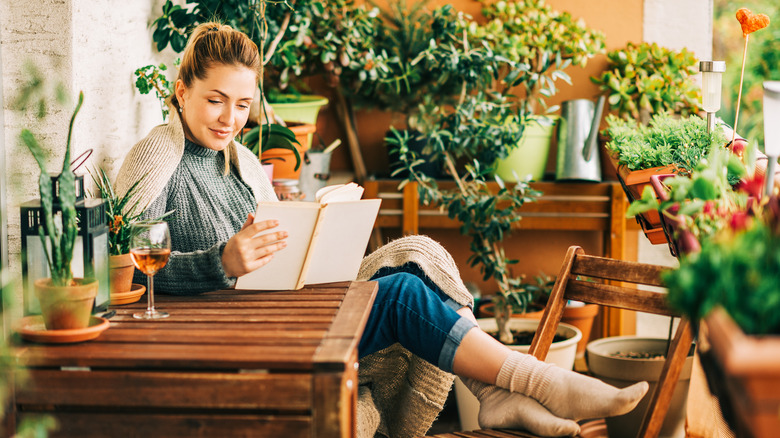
[174, 79, 187, 107]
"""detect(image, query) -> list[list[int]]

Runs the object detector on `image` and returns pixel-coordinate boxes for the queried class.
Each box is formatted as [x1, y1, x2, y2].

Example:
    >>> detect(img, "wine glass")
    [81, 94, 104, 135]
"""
[130, 221, 171, 319]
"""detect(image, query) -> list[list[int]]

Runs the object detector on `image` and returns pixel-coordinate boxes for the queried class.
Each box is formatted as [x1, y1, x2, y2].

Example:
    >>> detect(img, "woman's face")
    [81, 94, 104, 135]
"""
[176, 63, 256, 151]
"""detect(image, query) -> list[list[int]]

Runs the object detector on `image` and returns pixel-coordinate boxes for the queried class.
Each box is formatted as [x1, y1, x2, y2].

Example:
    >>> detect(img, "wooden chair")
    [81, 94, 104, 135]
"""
[429, 245, 695, 438]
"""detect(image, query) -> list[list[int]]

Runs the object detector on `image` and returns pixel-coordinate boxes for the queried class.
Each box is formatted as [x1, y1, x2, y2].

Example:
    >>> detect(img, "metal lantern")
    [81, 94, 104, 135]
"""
[699, 61, 726, 134]
[21, 174, 110, 315]
[764, 81, 780, 196]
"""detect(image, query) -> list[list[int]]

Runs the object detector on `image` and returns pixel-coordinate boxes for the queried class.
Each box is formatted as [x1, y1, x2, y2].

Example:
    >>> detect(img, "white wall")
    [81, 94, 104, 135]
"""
[0, 0, 172, 312]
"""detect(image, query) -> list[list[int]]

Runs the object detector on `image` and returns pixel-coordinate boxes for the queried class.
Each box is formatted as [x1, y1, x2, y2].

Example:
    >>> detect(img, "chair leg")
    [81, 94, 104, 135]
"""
[637, 318, 694, 438]
[529, 246, 582, 360]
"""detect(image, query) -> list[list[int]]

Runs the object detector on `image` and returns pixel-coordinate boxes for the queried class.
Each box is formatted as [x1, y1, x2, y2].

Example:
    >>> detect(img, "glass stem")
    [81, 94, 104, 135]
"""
[147, 274, 155, 313]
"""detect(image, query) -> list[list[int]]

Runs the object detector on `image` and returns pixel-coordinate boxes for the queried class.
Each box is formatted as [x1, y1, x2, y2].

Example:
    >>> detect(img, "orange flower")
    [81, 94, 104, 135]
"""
[110, 215, 124, 234]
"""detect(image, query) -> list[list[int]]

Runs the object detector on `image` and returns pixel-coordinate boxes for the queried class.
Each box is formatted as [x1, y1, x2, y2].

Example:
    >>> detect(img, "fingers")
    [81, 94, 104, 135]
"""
[222, 224, 288, 278]
[240, 213, 255, 231]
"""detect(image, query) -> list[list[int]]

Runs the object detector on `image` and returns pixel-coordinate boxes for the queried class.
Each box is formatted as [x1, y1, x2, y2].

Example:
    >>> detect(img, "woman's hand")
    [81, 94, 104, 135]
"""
[222, 213, 288, 278]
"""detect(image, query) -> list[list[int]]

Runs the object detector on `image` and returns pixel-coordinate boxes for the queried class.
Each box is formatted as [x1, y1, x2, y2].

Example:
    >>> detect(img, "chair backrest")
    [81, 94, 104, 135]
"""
[528, 246, 694, 438]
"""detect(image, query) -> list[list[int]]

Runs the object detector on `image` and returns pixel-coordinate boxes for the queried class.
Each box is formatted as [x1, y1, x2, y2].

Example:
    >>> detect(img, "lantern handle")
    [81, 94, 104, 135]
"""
[70, 148, 93, 173]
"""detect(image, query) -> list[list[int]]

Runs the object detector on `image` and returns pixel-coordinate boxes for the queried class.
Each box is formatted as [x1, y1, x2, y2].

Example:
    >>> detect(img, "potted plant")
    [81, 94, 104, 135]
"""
[476, 0, 606, 181]
[586, 335, 695, 438]
[627, 146, 752, 255]
[17, 88, 97, 331]
[240, 123, 303, 179]
[89, 168, 174, 302]
[662, 193, 780, 438]
[591, 41, 702, 124]
[604, 112, 727, 243]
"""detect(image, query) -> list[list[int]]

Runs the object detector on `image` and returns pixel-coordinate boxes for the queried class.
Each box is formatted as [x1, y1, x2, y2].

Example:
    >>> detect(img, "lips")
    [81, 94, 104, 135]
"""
[210, 128, 232, 138]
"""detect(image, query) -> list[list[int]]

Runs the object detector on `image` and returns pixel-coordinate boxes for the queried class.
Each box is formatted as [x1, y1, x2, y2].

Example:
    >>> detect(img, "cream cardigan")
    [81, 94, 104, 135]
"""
[116, 113, 474, 437]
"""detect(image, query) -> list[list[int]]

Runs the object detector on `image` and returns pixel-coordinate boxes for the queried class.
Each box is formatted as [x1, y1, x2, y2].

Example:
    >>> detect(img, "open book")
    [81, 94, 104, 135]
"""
[235, 183, 381, 290]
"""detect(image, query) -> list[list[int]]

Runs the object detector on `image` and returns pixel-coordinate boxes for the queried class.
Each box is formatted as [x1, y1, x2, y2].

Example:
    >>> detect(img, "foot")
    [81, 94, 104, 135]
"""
[476, 386, 581, 437]
[496, 352, 650, 421]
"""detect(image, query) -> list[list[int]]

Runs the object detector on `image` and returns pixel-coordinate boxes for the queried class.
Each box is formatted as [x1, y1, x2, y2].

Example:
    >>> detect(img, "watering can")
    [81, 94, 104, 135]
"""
[555, 96, 606, 182]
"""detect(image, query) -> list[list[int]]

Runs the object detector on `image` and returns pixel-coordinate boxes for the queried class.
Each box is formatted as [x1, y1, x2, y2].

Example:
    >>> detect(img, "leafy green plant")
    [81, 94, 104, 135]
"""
[89, 168, 174, 256]
[604, 113, 726, 175]
[663, 196, 780, 335]
[386, 0, 604, 344]
[591, 42, 702, 122]
[627, 147, 751, 250]
[240, 124, 302, 169]
[475, 0, 606, 115]
[15, 66, 84, 287]
[347, 2, 462, 125]
[134, 63, 176, 121]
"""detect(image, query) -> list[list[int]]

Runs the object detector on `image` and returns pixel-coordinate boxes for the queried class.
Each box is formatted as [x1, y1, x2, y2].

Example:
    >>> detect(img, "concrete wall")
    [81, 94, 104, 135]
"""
[0, 0, 171, 311]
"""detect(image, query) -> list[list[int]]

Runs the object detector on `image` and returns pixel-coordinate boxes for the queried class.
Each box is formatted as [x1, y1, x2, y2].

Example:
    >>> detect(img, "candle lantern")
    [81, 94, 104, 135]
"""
[21, 174, 110, 315]
[764, 81, 780, 196]
[699, 61, 727, 134]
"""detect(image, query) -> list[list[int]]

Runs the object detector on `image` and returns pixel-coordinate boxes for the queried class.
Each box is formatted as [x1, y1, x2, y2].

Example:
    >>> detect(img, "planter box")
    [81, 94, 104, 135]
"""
[607, 153, 678, 245]
[701, 308, 780, 438]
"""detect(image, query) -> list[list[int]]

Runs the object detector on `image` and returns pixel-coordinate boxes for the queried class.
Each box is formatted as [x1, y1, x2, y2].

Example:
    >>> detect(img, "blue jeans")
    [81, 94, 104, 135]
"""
[358, 263, 477, 373]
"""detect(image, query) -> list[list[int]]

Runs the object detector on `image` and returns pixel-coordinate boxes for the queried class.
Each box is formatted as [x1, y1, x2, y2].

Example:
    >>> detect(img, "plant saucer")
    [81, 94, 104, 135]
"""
[110, 283, 146, 305]
[15, 315, 109, 344]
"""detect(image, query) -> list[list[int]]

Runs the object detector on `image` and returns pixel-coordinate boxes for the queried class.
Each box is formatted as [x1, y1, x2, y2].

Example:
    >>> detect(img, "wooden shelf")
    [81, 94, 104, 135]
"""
[364, 179, 631, 338]
[364, 180, 628, 260]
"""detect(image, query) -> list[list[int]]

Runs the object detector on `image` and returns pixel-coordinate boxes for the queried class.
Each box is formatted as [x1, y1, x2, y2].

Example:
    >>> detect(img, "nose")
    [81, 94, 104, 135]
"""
[218, 104, 234, 125]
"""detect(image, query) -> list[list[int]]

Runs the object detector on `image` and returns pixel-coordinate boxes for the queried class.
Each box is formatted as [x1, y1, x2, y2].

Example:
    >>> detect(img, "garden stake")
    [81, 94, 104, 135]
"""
[732, 8, 770, 145]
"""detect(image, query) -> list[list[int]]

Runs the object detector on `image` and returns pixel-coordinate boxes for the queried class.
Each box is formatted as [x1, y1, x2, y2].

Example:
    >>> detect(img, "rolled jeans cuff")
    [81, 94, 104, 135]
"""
[438, 317, 477, 373]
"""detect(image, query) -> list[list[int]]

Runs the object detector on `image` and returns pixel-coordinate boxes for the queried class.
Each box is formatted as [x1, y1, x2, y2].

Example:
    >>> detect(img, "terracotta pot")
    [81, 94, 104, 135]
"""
[262, 122, 316, 180]
[34, 277, 98, 330]
[607, 153, 677, 244]
[476, 300, 545, 319]
[109, 253, 135, 295]
[701, 308, 780, 438]
[561, 303, 600, 355]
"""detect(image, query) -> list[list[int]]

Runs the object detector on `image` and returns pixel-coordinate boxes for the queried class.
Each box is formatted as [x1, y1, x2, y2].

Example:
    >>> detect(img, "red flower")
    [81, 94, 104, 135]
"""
[736, 173, 765, 199]
[729, 211, 751, 231]
[703, 200, 715, 215]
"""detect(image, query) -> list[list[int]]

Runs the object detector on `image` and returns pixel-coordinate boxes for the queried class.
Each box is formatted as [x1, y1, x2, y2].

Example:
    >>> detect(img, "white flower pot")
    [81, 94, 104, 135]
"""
[454, 318, 582, 431]
[586, 336, 694, 438]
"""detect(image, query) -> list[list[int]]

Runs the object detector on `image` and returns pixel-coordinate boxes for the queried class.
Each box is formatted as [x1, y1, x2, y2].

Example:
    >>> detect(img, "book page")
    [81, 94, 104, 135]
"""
[304, 199, 381, 285]
[315, 182, 364, 204]
[234, 202, 322, 290]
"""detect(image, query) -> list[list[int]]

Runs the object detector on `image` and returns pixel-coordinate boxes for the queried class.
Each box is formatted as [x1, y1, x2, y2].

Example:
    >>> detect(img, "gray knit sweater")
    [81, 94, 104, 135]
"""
[132, 140, 257, 294]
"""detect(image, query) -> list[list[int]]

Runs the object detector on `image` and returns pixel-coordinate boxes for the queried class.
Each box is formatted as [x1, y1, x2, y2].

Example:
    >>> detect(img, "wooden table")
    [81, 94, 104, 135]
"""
[9, 281, 378, 438]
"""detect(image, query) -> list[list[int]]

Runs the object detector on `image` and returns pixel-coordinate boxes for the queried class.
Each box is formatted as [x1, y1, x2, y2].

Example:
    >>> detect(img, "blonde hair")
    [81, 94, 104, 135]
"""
[171, 22, 260, 174]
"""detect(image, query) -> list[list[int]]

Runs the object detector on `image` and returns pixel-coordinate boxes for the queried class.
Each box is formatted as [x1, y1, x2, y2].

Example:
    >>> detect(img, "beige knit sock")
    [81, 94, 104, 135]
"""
[495, 351, 649, 421]
[461, 378, 581, 437]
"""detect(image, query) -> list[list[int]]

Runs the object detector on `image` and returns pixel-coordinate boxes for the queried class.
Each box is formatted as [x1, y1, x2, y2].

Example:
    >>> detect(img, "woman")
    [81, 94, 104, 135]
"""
[116, 22, 647, 438]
